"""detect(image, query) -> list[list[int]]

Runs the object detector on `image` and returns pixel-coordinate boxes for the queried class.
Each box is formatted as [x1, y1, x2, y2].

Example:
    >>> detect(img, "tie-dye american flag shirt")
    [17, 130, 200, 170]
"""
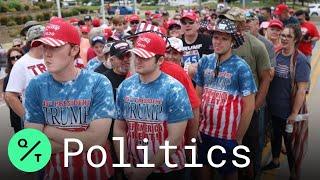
[194, 54, 257, 140]
[116, 72, 193, 173]
[25, 69, 116, 180]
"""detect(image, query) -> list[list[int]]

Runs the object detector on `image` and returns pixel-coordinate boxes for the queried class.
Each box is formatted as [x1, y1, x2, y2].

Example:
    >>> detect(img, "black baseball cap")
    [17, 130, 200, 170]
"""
[90, 35, 106, 46]
[110, 41, 131, 58]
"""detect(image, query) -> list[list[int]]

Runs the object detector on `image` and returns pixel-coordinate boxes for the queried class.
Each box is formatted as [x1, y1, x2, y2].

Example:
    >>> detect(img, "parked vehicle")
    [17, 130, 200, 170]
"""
[107, 6, 134, 15]
[309, 3, 320, 16]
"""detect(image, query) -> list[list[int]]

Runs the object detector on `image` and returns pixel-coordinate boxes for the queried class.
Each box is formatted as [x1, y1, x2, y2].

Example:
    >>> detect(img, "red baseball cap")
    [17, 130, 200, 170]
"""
[167, 19, 181, 29]
[181, 12, 198, 22]
[152, 14, 162, 20]
[92, 18, 101, 27]
[31, 20, 81, 47]
[80, 25, 90, 33]
[130, 32, 166, 58]
[69, 17, 79, 24]
[104, 27, 113, 39]
[274, 4, 289, 15]
[50, 16, 64, 23]
[129, 14, 140, 22]
[268, 19, 284, 29]
[145, 10, 152, 15]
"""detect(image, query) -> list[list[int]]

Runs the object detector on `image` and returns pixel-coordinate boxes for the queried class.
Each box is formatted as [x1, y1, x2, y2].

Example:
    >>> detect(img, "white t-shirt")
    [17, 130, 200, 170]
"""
[6, 53, 46, 102]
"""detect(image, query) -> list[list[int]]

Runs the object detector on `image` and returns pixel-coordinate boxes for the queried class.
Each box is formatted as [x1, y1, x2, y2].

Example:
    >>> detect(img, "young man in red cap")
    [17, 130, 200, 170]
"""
[180, 12, 213, 79]
[114, 32, 193, 179]
[274, 4, 299, 26]
[24, 20, 116, 179]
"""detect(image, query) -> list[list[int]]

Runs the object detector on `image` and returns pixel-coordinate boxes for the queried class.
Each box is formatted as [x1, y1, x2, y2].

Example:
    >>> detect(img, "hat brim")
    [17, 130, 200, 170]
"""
[181, 16, 196, 22]
[31, 37, 67, 47]
[130, 48, 155, 59]
[114, 49, 131, 58]
[269, 24, 283, 30]
[20, 23, 40, 36]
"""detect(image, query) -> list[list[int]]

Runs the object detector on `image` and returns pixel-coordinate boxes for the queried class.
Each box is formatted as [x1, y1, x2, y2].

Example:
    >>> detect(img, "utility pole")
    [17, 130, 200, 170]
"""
[100, 0, 106, 24]
[134, 0, 137, 14]
[198, 0, 202, 10]
[242, 0, 245, 9]
[56, 0, 61, 18]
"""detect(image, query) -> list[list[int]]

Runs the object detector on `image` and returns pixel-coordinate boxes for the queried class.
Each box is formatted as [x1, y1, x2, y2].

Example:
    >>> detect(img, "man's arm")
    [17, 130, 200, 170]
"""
[235, 94, 255, 144]
[185, 107, 199, 146]
[113, 120, 129, 164]
[287, 82, 308, 123]
[255, 69, 272, 110]
[4, 92, 25, 118]
[44, 119, 111, 151]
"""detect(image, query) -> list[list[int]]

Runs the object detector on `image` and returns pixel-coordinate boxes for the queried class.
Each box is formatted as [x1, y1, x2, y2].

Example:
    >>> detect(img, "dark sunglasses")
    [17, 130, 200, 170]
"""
[130, 21, 139, 25]
[9, 55, 22, 61]
[180, 20, 195, 25]
[13, 44, 22, 48]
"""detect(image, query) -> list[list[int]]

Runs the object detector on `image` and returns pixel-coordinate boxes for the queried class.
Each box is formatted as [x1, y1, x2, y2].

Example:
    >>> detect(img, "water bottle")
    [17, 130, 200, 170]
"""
[285, 123, 293, 133]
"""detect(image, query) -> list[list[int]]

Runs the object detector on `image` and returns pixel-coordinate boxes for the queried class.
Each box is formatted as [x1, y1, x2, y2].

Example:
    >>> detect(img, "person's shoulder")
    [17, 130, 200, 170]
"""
[28, 72, 51, 86]
[161, 73, 184, 89]
[296, 51, 309, 64]
[231, 55, 251, 68]
[120, 73, 138, 86]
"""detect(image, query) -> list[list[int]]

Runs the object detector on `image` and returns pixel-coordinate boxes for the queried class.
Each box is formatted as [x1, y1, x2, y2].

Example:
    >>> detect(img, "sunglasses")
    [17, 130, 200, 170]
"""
[9, 55, 22, 61]
[130, 21, 139, 25]
[180, 20, 195, 25]
[13, 44, 22, 48]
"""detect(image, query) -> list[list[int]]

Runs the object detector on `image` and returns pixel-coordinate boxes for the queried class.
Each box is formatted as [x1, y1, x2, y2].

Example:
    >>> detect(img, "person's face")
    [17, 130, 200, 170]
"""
[260, 9, 270, 19]
[267, 26, 282, 41]
[246, 19, 259, 35]
[280, 28, 296, 49]
[93, 42, 105, 58]
[168, 26, 182, 38]
[82, 32, 89, 39]
[212, 31, 233, 55]
[43, 44, 79, 74]
[278, 11, 289, 21]
[9, 50, 22, 65]
[130, 20, 140, 32]
[296, 14, 305, 24]
[165, 48, 183, 65]
[181, 18, 199, 36]
[133, 54, 163, 75]
[110, 52, 131, 75]
[113, 23, 124, 33]
[85, 20, 92, 26]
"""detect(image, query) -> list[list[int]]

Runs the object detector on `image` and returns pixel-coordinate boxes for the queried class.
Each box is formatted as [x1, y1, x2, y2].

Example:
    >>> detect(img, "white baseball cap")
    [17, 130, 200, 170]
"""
[168, 37, 183, 52]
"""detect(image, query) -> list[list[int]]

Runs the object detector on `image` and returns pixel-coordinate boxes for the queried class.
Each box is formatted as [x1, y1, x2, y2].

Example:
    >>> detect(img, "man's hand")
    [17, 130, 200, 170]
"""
[287, 113, 297, 124]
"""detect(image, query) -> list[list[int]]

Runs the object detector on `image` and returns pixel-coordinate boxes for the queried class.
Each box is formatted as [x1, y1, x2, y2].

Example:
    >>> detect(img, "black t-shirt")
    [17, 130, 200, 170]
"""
[181, 33, 213, 68]
[95, 64, 126, 101]
[3, 75, 21, 128]
[95, 64, 127, 141]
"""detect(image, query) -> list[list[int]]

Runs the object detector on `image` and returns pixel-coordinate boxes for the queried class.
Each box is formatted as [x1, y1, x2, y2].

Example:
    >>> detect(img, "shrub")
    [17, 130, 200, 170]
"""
[62, 10, 72, 17]
[0, 16, 8, 26]
[42, 12, 51, 21]
[35, 14, 44, 21]
[36, 2, 54, 9]
[71, 8, 80, 16]
[0, 2, 10, 13]
[7, 19, 17, 26]
[14, 15, 24, 25]
[8, 1, 23, 11]
[22, 15, 33, 24]
[24, 4, 29, 11]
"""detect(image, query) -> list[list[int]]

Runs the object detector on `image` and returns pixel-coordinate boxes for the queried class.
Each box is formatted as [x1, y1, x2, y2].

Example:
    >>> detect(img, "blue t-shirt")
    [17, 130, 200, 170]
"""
[116, 72, 193, 173]
[268, 52, 310, 119]
[25, 69, 116, 128]
[194, 54, 257, 139]
[86, 57, 102, 71]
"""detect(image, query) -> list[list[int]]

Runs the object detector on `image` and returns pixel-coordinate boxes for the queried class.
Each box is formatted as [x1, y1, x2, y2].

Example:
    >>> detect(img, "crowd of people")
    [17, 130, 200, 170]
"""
[1, 3, 317, 180]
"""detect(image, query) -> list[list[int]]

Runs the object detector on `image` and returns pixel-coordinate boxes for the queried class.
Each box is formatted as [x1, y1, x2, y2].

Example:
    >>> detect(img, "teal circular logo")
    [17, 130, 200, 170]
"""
[8, 128, 52, 172]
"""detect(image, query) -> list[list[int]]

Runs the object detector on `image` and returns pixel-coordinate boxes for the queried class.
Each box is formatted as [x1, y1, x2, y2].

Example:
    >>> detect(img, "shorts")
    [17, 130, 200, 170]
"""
[197, 133, 238, 175]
